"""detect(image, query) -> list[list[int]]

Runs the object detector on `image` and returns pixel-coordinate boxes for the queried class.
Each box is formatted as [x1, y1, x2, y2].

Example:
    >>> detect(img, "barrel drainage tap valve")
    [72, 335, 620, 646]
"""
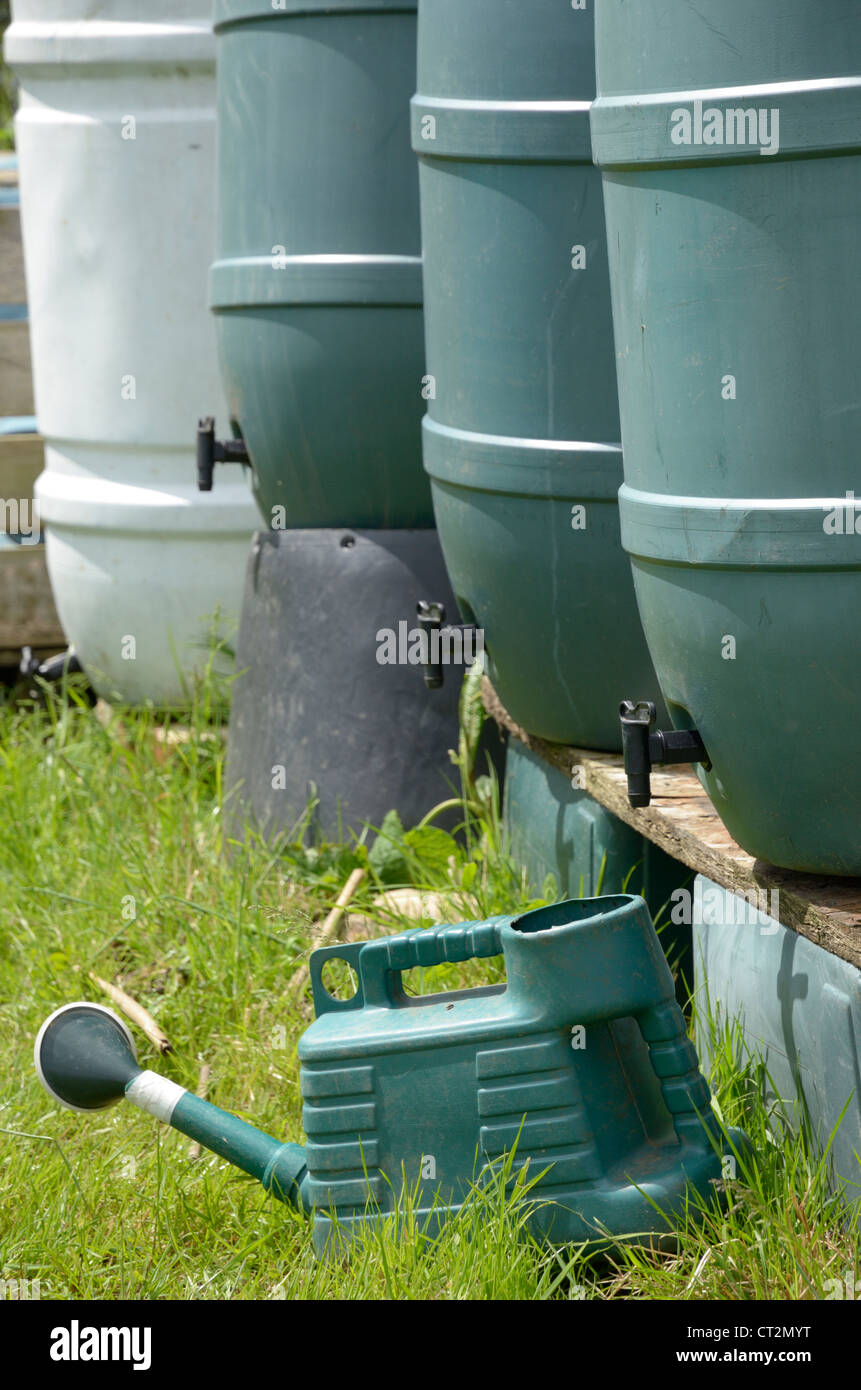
[619, 700, 710, 809]
[19, 647, 92, 703]
[196, 417, 251, 491]
[416, 601, 477, 691]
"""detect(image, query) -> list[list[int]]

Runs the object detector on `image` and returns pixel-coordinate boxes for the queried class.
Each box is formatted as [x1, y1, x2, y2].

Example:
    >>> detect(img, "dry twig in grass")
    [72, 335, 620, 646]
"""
[88, 971, 171, 1054]
[289, 866, 366, 998]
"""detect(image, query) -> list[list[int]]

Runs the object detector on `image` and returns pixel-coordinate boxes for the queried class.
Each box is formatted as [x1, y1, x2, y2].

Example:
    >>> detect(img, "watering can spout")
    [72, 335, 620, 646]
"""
[34, 1003, 311, 1213]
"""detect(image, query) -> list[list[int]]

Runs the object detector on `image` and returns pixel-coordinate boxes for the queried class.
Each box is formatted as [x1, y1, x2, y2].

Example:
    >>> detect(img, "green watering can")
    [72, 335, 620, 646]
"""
[35, 897, 745, 1256]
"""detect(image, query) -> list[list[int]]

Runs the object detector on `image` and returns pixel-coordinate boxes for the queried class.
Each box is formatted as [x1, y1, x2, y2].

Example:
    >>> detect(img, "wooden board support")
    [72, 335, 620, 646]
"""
[483, 677, 861, 973]
[0, 161, 64, 657]
[0, 432, 65, 654]
[0, 545, 64, 651]
[0, 430, 42, 499]
[0, 180, 35, 418]
[0, 198, 28, 304]
[0, 320, 34, 417]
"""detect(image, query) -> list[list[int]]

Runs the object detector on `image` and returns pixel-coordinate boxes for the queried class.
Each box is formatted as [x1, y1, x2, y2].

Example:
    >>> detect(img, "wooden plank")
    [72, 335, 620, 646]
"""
[0, 320, 34, 416]
[0, 546, 64, 649]
[0, 433, 43, 501]
[483, 677, 861, 972]
[0, 202, 27, 304]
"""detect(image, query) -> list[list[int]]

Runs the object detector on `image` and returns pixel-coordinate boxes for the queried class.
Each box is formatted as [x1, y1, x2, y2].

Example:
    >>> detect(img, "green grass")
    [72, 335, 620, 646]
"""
[0, 666, 857, 1300]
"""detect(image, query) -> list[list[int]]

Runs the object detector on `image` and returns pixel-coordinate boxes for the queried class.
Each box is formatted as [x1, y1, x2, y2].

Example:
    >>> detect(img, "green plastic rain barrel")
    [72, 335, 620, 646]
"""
[591, 0, 861, 873]
[211, 0, 431, 528]
[411, 0, 665, 749]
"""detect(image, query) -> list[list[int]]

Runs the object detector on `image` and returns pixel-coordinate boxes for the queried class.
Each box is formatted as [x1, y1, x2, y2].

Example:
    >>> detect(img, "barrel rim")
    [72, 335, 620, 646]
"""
[620, 484, 861, 568]
[423, 417, 623, 501]
[35, 471, 261, 535]
[214, 0, 415, 29]
[4, 19, 215, 68]
[591, 77, 861, 169]
[411, 95, 593, 164]
[210, 254, 423, 309]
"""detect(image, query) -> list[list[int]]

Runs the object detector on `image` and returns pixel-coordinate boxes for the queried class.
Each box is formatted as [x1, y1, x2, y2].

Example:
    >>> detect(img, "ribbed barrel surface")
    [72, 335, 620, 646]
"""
[212, 0, 431, 527]
[592, 0, 861, 871]
[412, 0, 665, 747]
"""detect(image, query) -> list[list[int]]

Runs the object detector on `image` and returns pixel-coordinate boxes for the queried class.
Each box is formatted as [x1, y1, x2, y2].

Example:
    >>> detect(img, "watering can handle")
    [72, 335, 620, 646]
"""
[374, 917, 504, 969]
[360, 917, 507, 1004]
[310, 917, 507, 1014]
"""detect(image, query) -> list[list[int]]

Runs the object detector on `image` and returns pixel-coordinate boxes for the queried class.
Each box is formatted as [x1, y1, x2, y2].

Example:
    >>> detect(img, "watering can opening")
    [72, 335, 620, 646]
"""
[509, 893, 640, 935]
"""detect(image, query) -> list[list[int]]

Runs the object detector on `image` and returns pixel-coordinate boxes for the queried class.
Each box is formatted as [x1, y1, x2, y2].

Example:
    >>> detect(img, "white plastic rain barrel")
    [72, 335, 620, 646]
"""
[4, 1, 261, 704]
